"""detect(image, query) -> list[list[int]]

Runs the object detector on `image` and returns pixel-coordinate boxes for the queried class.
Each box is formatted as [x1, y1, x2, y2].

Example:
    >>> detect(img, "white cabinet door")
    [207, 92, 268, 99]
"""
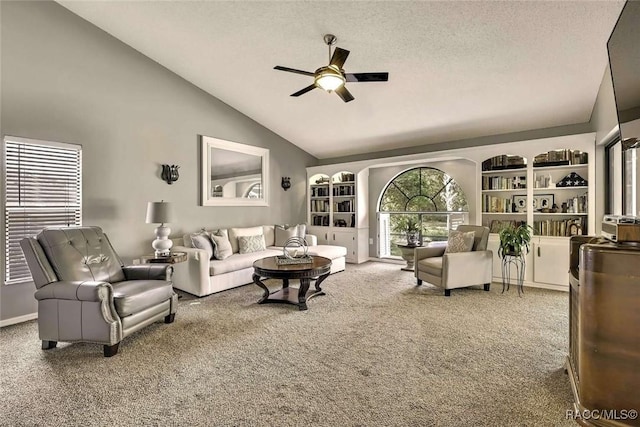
[307, 226, 330, 245]
[533, 239, 570, 287]
[486, 236, 503, 281]
[331, 229, 356, 262]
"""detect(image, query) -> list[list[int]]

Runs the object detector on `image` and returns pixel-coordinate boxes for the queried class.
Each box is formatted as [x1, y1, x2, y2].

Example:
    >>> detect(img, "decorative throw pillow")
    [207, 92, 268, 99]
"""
[229, 226, 264, 254]
[274, 224, 307, 246]
[190, 231, 214, 260]
[444, 231, 475, 253]
[238, 234, 266, 254]
[275, 225, 300, 246]
[210, 232, 232, 260]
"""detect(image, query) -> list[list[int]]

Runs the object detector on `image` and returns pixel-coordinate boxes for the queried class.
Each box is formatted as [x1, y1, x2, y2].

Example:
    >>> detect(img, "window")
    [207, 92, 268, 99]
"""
[605, 137, 623, 215]
[244, 182, 262, 199]
[4, 137, 82, 284]
[378, 167, 468, 257]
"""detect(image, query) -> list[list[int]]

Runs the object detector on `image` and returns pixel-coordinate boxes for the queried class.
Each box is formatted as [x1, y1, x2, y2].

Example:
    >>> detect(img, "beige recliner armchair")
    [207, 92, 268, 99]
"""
[415, 225, 493, 296]
[20, 226, 178, 357]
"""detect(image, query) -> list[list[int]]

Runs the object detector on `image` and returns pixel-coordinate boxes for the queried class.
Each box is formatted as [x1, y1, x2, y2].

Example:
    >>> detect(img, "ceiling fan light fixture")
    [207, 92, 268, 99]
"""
[315, 67, 345, 92]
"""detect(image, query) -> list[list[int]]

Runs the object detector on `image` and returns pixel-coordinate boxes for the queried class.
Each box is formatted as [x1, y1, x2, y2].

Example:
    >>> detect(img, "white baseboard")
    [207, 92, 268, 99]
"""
[491, 279, 569, 293]
[0, 312, 38, 327]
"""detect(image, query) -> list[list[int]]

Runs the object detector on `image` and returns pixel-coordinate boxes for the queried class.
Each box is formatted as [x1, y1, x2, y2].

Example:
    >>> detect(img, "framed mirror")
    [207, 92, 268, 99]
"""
[200, 135, 269, 206]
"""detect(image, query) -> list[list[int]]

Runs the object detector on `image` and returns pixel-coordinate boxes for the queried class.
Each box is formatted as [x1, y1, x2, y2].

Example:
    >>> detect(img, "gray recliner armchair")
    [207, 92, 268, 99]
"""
[414, 225, 493, 296]
[20, 226, 178, 357]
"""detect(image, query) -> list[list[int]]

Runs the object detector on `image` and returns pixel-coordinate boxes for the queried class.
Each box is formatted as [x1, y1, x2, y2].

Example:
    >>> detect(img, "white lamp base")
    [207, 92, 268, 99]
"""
[152, 224, 172, 257]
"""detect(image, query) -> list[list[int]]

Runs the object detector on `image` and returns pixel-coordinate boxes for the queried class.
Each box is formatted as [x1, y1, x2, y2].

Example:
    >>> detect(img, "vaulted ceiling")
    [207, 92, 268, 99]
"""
[58, 1, 625, 159]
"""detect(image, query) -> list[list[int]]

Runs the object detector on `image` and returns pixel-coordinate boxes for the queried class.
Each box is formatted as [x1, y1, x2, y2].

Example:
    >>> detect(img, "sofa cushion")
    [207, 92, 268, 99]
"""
[238, 234, 266, 254]
[190, 231, 214, 260]
[262, 225, 275, 247]
[111, 280, 174, 317]
[229, 226, 264, 254]
[275, 225, 300, 246]
[417, 257, 443, 277]
[306, 244, 347, 260]
[209, 249, 281, 276]
[211, 232, 232, 260]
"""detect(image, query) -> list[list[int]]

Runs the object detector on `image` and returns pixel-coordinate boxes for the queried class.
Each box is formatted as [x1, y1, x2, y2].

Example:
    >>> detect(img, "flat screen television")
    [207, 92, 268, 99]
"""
[607, 0, 640, 142]
[608, 1, 640, 216]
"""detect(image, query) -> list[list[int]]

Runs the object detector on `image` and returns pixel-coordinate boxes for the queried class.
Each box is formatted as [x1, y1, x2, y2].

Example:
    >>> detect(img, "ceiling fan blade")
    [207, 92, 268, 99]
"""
[291, 84, 317, 97]
[330, 47, 350, 69]
[345, 72, 389, 83]
[335, 86, 354, 103]
[274, 66, 315, 77]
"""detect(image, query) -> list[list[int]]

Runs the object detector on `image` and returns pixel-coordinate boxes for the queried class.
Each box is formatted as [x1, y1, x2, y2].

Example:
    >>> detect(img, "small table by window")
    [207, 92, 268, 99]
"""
[396, 244, 420, 271]
[140, 252, 187, 264]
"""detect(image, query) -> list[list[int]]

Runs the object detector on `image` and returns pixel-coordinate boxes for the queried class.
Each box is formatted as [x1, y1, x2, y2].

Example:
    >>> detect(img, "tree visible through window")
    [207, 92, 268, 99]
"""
[378, 167, 468, 257]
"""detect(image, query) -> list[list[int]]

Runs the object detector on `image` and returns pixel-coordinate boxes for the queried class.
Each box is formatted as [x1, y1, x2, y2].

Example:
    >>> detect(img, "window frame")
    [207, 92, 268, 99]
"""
[3, 136, 82, 285]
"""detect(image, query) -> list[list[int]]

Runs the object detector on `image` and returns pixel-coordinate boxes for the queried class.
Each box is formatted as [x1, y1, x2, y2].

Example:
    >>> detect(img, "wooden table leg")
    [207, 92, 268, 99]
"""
[253, 273, 270, 303]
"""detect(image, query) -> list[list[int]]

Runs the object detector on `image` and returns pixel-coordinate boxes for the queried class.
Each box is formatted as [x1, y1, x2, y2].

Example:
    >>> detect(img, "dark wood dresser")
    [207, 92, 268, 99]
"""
[567, 237, 640, 427]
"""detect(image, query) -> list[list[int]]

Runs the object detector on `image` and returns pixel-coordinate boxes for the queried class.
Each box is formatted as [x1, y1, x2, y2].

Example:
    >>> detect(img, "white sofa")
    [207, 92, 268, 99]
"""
[171, 225, 347, 297]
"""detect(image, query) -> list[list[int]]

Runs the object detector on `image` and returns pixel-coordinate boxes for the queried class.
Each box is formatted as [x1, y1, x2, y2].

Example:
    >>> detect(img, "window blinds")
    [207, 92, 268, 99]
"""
[4, 137, 82, 284]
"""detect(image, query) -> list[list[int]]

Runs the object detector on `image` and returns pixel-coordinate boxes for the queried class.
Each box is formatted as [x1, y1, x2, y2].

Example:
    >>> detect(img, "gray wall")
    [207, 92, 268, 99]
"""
[590, 66, 619, 228]
[318, 122, 593, 166]
[0, 1, 316, 322]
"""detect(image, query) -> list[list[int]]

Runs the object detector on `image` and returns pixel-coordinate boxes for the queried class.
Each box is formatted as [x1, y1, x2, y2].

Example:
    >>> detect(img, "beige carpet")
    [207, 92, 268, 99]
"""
[0, 262, 574, 426]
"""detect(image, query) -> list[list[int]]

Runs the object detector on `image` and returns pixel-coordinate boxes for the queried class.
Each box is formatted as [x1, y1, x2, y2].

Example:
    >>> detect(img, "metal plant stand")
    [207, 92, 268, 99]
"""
[502, 254, 525, 296]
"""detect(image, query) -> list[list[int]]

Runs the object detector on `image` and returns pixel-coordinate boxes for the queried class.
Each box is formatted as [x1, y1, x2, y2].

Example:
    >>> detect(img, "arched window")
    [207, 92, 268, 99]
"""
[378, 167, 469, 257]
[244, 182, 262, 199]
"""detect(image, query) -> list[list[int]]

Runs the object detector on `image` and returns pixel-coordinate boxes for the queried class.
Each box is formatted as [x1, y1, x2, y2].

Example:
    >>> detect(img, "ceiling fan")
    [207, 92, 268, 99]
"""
[274, 34, 389, 103]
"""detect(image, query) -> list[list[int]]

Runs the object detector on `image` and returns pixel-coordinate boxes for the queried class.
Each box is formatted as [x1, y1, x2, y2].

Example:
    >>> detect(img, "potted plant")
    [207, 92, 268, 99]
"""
[405, 217, 421, 247]
[498, 223, 533, 258]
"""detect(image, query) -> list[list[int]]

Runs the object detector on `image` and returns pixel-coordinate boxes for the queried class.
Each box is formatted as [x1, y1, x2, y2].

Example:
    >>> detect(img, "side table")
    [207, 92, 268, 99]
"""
[140, 252, 187, 264]
[501, 254, 525, 296]
[140, 252, 188, 298]
[396, 244, 420, 271]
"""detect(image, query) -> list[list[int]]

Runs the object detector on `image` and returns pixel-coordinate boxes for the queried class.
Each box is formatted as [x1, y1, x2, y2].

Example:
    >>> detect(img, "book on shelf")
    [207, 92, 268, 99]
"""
[482, 175, 526, 190]
[482, 195, 514, 213]
[533, 217, 587, 237]
[310, 199, 329, 212]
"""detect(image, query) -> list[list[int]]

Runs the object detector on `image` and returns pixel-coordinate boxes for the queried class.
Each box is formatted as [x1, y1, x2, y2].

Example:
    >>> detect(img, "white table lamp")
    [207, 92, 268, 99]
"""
[145, 201, 174, 257]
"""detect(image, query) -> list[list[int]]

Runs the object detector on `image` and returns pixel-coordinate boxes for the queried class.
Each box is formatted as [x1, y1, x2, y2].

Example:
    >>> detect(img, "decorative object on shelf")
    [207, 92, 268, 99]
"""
[334, 219, 347, 227]
[281, 176, 291, 191]
[533, 194, 554, 211]
[497, 223, 532, 258]
[161, 164, 180, 185]
[315, 176, 330, 184]
[512, 195, 527, 212]
[556, 172, 588, 187]
[145, 200, 175, 257]
[277, 236, 312, 265]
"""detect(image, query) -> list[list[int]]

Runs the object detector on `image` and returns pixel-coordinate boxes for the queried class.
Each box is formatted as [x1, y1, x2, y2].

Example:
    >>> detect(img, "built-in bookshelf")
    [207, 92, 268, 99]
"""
[310, 174, 330, 226]
[482, 150, 590, 237]
[307, 168, 368, 263]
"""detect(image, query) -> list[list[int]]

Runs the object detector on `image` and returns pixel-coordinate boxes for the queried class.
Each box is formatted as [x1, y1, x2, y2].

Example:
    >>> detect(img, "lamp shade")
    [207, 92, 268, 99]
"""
[145, 201, 174, 224]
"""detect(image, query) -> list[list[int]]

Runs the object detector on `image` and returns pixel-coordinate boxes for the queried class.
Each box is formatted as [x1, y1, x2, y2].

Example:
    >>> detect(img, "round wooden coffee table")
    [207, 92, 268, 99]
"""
[252, 256, 332, 311]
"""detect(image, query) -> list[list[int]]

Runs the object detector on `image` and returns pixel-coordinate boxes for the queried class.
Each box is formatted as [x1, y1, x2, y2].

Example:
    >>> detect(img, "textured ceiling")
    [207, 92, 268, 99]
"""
[57, 1, 625, 159]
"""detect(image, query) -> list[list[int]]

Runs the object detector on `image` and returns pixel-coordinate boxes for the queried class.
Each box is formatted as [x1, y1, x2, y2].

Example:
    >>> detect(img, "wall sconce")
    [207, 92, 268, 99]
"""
[161, 164, 180, 184]
[281, 177, 291, 191]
